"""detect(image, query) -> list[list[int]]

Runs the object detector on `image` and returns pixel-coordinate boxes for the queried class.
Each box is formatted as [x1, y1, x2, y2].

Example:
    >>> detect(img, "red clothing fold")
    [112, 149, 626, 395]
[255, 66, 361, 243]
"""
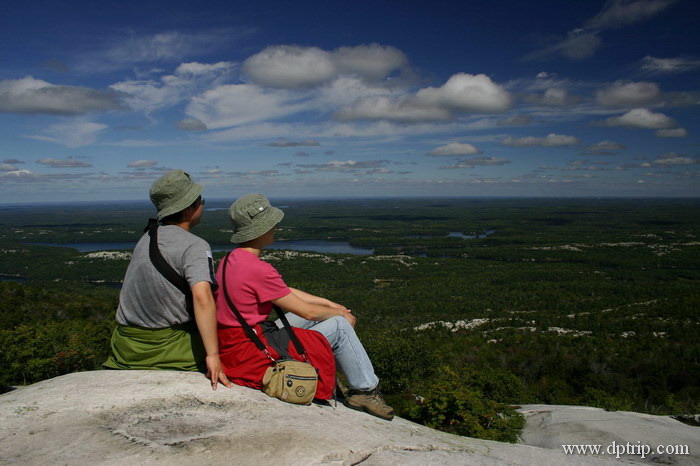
[218, 324, 336, 400]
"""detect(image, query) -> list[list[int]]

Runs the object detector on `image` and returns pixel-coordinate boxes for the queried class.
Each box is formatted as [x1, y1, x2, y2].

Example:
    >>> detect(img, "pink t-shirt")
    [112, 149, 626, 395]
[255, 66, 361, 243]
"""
[215, 248, 291, 327]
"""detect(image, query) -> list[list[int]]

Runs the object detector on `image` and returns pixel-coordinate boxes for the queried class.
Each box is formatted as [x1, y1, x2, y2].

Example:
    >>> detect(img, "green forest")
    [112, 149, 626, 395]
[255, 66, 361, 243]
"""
[1, 198, 699, 442]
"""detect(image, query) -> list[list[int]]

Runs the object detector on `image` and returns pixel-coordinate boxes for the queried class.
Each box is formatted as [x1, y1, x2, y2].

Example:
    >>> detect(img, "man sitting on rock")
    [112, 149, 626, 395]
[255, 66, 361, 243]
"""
[104, 170, 231, 390]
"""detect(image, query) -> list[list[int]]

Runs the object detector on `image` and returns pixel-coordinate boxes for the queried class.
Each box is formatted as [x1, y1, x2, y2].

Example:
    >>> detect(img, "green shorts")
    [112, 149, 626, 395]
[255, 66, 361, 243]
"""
[103, 323, 206, 372]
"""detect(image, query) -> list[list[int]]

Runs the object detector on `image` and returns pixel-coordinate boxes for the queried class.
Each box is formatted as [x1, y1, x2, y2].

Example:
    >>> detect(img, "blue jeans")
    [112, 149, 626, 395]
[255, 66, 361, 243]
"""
[276, 314, 379, 391]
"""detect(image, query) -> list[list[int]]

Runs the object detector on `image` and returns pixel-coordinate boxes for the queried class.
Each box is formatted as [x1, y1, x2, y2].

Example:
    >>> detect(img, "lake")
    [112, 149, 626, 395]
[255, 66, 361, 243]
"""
[27, 240, 374, 255]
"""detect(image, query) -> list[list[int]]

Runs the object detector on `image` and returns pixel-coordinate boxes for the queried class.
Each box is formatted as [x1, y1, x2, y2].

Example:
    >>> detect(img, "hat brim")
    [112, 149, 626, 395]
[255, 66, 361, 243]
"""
[230, 207, 284, 243]
[156, 182, 203, 220]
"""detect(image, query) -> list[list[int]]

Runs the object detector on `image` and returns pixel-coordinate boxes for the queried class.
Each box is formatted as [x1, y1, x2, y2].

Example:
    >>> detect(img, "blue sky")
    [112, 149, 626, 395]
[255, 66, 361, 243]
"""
[1, 0, 698, 202]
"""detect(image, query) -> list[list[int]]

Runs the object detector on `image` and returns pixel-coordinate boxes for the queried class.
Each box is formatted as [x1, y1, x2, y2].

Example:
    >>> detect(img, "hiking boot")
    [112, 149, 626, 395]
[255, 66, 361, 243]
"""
[344, 387, 394, 420]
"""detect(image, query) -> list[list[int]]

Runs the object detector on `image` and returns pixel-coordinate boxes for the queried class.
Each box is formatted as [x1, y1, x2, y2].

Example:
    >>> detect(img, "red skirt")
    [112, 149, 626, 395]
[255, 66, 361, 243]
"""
[218, 325, 336, 400]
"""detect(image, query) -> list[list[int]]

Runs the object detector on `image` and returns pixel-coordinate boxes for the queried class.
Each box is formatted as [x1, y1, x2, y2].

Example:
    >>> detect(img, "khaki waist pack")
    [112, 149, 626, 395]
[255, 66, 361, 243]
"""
[263, 359, 317, 404]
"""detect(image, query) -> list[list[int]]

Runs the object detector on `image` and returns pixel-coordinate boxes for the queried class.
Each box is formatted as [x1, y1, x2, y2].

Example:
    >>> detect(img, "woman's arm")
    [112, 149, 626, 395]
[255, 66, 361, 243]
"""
[273, 291, 356, 327]
[288, 287, 348, 311]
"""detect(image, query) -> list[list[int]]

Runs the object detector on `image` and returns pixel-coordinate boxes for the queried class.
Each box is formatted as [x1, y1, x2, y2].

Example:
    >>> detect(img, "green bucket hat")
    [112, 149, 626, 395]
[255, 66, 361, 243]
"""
[150, 170, 203, 221]
[229, 193, 284, 243]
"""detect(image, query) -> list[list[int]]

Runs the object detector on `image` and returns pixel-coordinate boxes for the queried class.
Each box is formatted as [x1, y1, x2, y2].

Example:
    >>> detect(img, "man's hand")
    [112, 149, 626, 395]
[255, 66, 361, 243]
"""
[205, 354, 232, 390]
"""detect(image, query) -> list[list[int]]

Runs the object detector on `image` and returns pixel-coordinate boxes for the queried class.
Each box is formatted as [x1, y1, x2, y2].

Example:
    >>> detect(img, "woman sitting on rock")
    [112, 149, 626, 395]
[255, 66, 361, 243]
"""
[214, 193, 394, 420]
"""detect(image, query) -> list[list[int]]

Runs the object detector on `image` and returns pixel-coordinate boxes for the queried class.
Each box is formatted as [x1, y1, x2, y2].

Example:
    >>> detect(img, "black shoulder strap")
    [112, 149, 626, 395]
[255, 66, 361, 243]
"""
[144, 218, 194, 315]
[221, 251, 308, 360]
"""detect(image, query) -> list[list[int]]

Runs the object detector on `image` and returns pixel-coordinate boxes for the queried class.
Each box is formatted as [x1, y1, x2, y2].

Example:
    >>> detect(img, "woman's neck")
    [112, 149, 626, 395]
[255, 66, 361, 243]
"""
[240, 246, 261, 257]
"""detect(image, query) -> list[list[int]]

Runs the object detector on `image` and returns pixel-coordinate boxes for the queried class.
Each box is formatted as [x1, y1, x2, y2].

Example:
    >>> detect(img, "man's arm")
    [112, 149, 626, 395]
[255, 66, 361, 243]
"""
[191, 281, 232, 390]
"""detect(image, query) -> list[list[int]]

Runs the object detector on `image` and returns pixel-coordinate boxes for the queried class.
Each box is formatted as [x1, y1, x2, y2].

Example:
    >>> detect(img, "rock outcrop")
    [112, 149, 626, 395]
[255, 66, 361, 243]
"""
[0, 371, 693, 465]
[518, 405, 699, 465]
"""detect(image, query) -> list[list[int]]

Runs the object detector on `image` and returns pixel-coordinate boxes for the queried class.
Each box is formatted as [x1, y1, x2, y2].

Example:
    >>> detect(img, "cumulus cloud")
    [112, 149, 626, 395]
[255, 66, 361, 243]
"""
[3, 159, 24, 164]
[415, 73, 511, 112]
[242, 44, 407, 89]
[332, 44, 408, 80]
[584, 141, 627, 153]
[336, 73, 511, 122]
[655, 127, 687, 138]
[503, 133, 580, 147]
[598, 108, 675, 129]
[177, 118, 208, 131]
[334, 95, 451, 122]
[29, 121, 108, 147]
[652, 152, 696, 165]
[586, 0, 678, 29]
[0, 77, 119, 115]
[127, 160, 158, 168]
[641, 56, 700, 74]
[428, 142, 481, 156]
[595, 81, 661, 106]
[523, 88, 580, 106]
[36, 157, 92, 168]
[1, 163, 18, 171]
[186, 84, 307, 129]
[440, 157, 511, 169]
[266, 139, 320, 147]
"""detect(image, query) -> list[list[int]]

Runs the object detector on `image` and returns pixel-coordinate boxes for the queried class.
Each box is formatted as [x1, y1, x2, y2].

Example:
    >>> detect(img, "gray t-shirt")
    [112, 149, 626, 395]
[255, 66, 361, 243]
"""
[115, 225, 217, 328]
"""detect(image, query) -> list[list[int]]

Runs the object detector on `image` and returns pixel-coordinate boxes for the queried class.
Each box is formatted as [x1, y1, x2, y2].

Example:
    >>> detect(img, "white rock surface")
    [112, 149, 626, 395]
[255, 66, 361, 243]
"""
[518, 404, 699, 465]
[0, 371, 660, 465]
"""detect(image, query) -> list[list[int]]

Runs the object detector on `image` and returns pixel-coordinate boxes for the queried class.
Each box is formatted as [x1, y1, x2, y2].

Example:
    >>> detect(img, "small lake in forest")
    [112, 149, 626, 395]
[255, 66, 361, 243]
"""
[27, 240, 374, 255]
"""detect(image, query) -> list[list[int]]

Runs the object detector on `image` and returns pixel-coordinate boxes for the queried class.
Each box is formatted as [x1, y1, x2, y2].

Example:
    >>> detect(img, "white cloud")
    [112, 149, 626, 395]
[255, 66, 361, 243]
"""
[652, 153, 696, 165]
[641, 56, 700, 74]
[335, 73, 510, 122]
[243, 46, 335, 89]
[177, 118, 208, 131]
[186, 84, 307, 129]
[523, 88, 579, 107]
[111, 61, 235, 114]
[528, 29, 602, 61]
[585, 141, 627, 153]
[599, 108, 675, 129]
[243, 44, 407, 89]
[586, 0, 678, 29]
[428, 142, 481, 156]
[127, 160, 158, 168]
[497, 114, 532, 126]
[77, 29, 248, 72]
[595, 81, 660, 106]
[296, 160, 389, 173]
[332, 44, 407, 80]
[36, 157, 92, 168]
[1, 163, 18, 171]
[334, 95, 451, 122]
[503, 133, 580, 147]
[655, 127, 687, 138]
[266, 139, 320, 147]
[29, 121, 108, 147]
[175, 61, 236, 76]
[0, 76, 119, 115]
[415, 73, 511, 112]
[440, 157, 511, 169]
